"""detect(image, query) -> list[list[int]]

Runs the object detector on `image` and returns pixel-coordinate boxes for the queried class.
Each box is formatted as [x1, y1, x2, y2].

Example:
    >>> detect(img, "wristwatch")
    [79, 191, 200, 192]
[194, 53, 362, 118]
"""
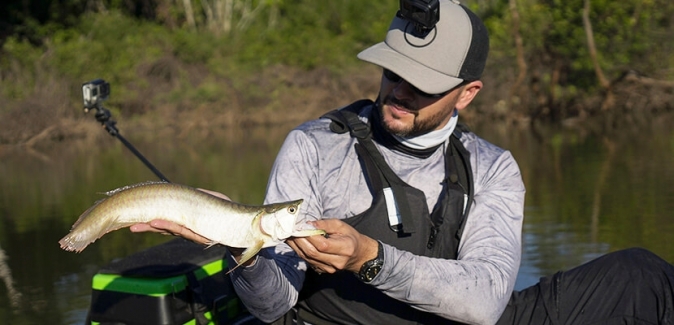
[358, 241, 384, 283]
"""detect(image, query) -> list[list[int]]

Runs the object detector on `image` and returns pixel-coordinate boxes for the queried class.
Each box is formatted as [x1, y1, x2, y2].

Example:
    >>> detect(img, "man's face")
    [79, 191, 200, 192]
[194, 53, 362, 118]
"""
[377, 70, 465, 138]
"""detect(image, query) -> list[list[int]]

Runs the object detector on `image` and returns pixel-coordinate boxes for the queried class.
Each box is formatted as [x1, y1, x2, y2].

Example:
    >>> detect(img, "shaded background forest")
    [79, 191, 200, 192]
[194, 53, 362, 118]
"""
[1, 0, 673, 148]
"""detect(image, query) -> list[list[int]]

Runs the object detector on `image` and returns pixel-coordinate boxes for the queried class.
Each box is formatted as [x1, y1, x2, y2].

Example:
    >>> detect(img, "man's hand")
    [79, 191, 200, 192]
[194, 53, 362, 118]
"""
[287, 219, 379, 274]
[129, 219, 211, 245]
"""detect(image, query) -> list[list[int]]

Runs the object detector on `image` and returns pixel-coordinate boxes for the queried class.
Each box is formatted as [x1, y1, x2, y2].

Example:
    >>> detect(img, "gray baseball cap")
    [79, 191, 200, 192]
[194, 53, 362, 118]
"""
[357, 0, 489, 94]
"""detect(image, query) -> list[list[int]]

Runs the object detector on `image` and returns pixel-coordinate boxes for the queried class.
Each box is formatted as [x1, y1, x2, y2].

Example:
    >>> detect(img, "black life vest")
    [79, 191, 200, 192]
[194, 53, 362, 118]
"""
[282, 99, 475, 325]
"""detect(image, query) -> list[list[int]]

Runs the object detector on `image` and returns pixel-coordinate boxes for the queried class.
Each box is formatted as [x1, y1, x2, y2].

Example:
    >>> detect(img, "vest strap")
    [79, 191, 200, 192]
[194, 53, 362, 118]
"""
[321, 99, 475, 238]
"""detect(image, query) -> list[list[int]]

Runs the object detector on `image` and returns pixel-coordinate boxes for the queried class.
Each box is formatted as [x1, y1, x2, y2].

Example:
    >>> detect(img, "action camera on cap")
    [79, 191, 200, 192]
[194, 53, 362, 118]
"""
[399, 0, 440, 31]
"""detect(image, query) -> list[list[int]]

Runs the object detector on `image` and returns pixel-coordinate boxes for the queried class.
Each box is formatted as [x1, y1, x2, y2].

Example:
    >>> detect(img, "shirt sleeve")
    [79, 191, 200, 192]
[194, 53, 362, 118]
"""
[368, 149, 525, 324]
[229, 128, 320, 323]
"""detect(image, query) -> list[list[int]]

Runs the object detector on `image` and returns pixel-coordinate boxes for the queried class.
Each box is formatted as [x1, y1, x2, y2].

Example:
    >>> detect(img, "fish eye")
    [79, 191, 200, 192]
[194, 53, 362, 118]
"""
[288, 207, 296, 213]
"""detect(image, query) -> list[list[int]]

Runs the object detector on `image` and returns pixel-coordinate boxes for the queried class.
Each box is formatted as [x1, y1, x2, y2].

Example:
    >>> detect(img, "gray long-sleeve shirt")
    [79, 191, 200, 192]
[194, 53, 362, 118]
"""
[229, 105, 525, 324]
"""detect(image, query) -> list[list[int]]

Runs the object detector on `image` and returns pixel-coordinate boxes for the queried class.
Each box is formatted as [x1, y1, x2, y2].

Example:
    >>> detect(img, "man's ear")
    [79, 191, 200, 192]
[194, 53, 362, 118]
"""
[455, 80, 483, 111]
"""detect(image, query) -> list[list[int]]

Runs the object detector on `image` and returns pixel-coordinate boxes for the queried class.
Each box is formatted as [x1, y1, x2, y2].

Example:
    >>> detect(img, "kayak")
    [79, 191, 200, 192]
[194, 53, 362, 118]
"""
[85, 238, 259, 325]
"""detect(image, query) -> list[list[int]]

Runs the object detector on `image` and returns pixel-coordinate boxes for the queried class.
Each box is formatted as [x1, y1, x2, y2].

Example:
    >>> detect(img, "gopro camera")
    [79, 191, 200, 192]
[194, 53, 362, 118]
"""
[82, 79, 110, 110]
[399, 0, 440, 32]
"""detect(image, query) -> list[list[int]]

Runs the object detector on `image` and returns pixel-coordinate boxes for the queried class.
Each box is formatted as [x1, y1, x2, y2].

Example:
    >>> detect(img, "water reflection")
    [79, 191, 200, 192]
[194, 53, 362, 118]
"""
[0, 120, 673, 323]
[483, 119, 674, 289]
[0, 246, 22, 310]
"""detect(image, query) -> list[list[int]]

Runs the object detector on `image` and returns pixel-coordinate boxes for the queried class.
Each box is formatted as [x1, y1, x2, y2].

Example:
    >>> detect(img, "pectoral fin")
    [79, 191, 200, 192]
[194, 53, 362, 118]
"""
[226, 240, 264, 275]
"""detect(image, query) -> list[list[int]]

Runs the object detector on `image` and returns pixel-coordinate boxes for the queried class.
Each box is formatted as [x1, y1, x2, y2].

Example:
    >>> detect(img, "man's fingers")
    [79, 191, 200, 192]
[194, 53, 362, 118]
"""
[287, 237, 338, 273]
[197, 188, 231, 200]
[129, 219, 210, 245]
[289, 237, 326, 259]
[129, 221, 173, 234]
[149, 219, 184, 235]
[310, 219, 344, 233]
[291, 219, 373, 273]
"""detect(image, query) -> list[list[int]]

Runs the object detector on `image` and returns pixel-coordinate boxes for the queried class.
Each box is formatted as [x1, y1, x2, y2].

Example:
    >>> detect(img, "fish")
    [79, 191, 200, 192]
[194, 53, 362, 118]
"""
[58, 182, 324, 268]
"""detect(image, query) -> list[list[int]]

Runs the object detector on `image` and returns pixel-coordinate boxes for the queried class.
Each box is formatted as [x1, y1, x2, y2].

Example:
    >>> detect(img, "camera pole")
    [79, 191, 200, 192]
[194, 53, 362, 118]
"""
[86, 103, 171, 183]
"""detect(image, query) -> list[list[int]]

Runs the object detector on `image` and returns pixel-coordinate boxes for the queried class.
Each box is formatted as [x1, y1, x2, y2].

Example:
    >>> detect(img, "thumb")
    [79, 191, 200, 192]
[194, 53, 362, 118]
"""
[310, 219, 348, 234]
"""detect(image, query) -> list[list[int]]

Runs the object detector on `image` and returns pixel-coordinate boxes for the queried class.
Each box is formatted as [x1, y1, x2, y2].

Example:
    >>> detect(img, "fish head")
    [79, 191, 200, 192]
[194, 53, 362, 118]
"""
[260, 199, 303, 240]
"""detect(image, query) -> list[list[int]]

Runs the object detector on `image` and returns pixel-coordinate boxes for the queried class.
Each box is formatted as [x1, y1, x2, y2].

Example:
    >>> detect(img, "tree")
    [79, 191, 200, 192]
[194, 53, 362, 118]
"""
[177, 0, 279, 34]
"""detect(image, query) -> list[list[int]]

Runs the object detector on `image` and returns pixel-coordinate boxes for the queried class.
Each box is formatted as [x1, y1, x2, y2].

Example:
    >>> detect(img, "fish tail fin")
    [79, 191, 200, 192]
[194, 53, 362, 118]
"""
[58, 227, 98, 253]
[58, 216, 129, 253]
[225, 240, 263, 275]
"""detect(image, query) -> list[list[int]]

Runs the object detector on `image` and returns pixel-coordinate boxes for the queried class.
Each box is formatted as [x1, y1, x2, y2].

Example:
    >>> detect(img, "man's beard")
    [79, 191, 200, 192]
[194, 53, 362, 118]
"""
[378, 95, 453, 138]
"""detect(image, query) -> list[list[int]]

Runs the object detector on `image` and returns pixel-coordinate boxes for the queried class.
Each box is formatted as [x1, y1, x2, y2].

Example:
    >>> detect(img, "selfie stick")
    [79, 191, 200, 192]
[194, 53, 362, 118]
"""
[86, 103, 171, 183]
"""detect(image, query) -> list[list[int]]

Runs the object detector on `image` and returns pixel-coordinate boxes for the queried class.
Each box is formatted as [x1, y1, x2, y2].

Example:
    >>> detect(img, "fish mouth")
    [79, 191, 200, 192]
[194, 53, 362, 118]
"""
[289, 222, 324, 237]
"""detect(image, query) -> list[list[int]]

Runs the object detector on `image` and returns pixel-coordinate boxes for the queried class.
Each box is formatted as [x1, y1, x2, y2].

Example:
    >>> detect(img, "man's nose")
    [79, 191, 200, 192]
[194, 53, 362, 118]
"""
[392, 79, 416, 100]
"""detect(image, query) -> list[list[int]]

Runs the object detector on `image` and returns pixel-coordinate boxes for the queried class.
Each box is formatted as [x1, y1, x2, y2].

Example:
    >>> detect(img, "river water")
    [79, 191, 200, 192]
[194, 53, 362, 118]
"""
[1, 119, 673, 324]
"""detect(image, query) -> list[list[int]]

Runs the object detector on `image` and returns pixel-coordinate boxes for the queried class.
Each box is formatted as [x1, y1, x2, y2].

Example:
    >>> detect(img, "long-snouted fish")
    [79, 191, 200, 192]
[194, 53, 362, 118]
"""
[59, 182, 324, 267]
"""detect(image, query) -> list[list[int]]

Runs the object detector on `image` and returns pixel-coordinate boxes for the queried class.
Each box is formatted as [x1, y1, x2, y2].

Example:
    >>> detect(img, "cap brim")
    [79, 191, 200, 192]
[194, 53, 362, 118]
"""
[357, 42, 465, 94]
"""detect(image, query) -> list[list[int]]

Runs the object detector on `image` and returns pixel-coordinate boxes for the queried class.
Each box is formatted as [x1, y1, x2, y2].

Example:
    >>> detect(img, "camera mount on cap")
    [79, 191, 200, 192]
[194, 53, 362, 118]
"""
[398, 0, 440, 34]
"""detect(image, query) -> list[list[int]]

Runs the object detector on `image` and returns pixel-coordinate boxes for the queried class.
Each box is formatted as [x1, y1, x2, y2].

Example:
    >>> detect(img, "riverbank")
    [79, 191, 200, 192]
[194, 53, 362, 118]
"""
[2, 64, 673, 160]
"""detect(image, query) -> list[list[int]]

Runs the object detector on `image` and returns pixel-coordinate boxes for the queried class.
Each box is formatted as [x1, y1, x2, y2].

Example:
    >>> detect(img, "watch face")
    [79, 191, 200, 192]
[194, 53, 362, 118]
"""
[362, 261, 383, 282]
[365, 264, 382, 281]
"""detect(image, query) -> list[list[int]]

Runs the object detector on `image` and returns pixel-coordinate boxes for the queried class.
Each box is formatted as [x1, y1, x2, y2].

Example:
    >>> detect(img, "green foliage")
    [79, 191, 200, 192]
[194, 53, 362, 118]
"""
[171, 29, 220, 64]
[0, 0, 399, 103]
[221, 0, 397, 70]
[479, 0, 673, 116]
[565, 0, 664, 78]
[0, 38, 45, 101]
[188, 80, 224, 103]
[0, 0, 672, 121]
[52, 11, 168, 81]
